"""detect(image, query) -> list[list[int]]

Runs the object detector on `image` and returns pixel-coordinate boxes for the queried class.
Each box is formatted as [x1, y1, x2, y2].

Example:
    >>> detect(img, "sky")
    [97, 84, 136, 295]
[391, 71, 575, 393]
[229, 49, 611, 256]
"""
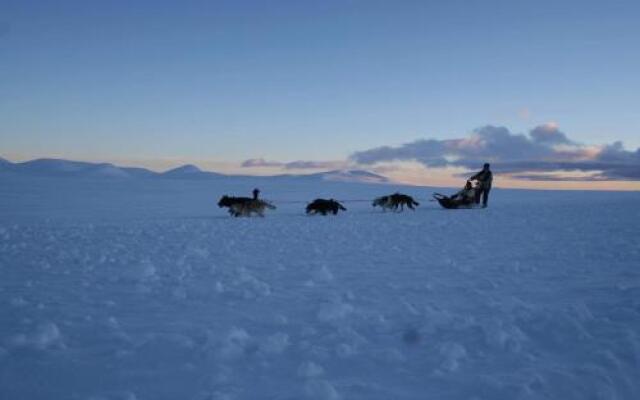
[1, 0, 639, 189]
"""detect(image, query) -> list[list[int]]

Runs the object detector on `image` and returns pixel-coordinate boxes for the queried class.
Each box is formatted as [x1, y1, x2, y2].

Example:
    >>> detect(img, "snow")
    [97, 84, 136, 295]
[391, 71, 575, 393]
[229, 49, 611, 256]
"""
[1, 174, 639, 399]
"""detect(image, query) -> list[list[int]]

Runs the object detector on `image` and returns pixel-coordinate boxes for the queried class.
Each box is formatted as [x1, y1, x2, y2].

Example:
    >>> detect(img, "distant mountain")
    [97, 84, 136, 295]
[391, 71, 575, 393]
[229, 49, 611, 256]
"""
[0, 158, 154, 178]
[0, 157, 390, 184]
[165, 164, 202, 175]
[160, 164, 225, 180]
[119, 166, 157, 178]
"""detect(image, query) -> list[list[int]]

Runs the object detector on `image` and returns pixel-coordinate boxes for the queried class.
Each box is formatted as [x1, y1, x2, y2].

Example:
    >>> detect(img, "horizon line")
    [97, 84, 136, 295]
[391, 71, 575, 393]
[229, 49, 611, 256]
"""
[2, 154, 639, 192]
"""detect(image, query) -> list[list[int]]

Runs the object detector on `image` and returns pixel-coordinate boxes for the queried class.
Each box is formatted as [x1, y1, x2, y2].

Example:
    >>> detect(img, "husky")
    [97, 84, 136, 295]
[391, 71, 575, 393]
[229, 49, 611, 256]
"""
[372, 195, 394, 211]
[372, 193, 420, 212]
[306, 199, 347, 215]
[230, 199, 276, 217]
[218, 195, 276, 217]
[218, 195, 251, 211]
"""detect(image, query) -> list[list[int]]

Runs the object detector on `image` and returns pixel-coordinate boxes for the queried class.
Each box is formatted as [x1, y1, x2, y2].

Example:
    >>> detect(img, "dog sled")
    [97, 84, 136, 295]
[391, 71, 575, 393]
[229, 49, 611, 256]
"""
[432, 193, 480, 209]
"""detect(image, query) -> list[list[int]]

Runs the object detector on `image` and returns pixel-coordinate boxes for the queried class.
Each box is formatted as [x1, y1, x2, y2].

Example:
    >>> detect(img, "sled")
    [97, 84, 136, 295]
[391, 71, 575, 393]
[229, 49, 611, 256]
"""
[432, 193, 481, 210]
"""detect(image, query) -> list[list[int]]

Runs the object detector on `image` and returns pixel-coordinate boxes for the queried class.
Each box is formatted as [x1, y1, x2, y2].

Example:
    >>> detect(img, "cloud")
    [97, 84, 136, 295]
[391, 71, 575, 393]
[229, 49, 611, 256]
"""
[282, 160, 343, 169]
[350, 124, 640, 181]
[529, 122, 572, 145]
[242, 158, 346, 170]
[508, 173, 610, 182]
[241, 158, 284, 168]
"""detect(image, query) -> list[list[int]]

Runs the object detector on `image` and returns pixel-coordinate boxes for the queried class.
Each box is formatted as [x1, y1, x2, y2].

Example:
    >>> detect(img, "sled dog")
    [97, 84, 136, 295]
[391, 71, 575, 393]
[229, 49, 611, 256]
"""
[372, 193, 420, 212]
[306, 199, 347, 215]
[218, 195, 276, 217]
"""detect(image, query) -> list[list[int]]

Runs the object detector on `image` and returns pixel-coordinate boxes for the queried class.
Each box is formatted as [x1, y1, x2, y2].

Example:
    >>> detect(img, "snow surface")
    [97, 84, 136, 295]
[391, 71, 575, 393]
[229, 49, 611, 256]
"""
[1, 174, 639, 400]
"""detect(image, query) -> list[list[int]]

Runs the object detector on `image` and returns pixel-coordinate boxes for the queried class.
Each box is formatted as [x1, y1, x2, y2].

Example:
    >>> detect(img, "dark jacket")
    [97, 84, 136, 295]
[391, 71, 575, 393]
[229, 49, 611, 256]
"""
[470, 169, 493, 189]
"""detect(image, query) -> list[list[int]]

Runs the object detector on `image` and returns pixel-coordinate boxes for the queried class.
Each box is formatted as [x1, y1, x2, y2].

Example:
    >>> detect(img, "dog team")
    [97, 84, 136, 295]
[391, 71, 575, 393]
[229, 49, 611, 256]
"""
[217, 189, 420, 217]
[217, 164, 493, 217]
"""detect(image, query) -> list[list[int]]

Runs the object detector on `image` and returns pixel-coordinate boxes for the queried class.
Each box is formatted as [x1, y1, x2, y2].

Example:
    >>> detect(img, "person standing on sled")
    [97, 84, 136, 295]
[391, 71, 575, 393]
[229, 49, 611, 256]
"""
[469, 163, 492, 208]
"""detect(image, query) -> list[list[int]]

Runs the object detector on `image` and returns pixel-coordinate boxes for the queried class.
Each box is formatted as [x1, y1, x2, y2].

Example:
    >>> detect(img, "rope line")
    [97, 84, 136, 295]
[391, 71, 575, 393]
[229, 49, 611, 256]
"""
[267, 199, 373, 204]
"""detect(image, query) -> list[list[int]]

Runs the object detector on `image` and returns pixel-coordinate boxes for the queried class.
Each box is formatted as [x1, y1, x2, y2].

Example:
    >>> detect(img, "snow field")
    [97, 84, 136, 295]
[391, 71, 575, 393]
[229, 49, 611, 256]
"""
[1, 177, 639, 399]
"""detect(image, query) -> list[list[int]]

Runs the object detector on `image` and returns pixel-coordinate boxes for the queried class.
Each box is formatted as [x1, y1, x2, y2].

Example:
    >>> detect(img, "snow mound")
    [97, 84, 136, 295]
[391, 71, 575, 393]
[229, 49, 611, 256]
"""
[11, 323, 64, 350]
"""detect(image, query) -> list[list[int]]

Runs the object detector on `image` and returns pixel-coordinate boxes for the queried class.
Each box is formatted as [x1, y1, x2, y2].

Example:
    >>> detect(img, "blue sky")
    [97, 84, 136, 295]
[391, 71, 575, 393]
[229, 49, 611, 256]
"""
[1, 0, 639, 187]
